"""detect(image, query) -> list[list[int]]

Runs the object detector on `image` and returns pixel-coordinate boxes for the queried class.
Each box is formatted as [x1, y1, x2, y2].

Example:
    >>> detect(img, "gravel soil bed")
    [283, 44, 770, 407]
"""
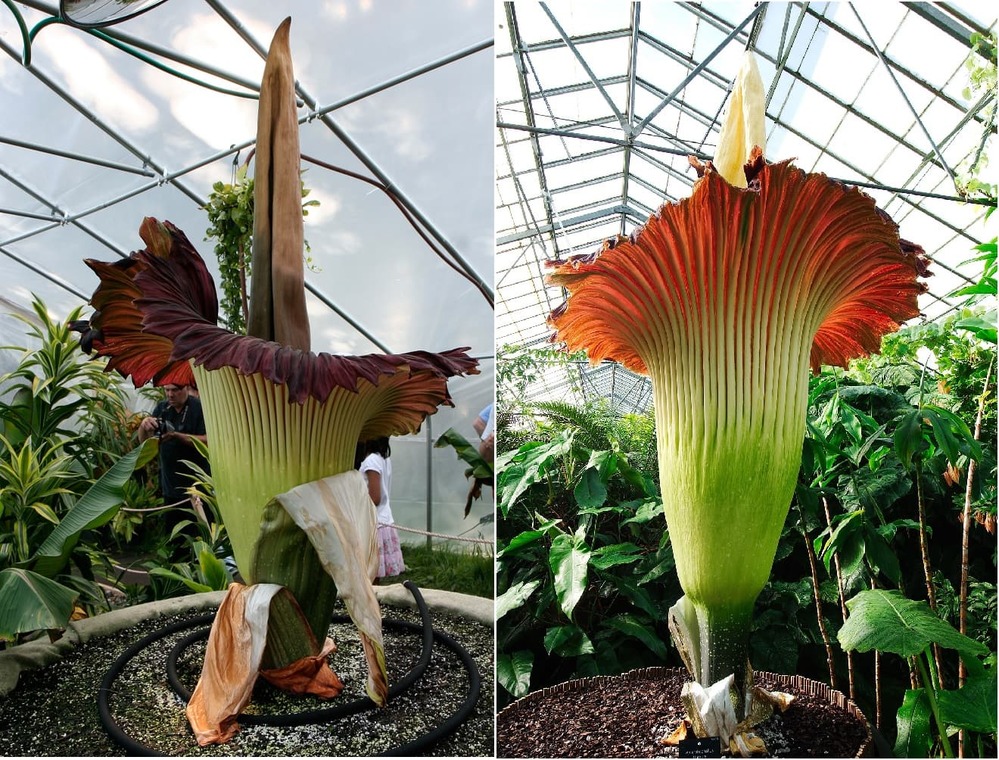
[0, 600, 494, 756]
[497, 670, 869, 758]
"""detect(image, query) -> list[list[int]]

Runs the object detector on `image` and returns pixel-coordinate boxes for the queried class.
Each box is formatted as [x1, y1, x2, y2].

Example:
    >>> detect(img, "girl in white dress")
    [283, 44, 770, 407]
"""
[357, 437, 406, 578]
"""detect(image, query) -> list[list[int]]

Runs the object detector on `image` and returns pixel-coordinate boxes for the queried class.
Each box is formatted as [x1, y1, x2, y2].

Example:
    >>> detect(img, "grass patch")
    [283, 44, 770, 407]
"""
[383, 543, 494, 599]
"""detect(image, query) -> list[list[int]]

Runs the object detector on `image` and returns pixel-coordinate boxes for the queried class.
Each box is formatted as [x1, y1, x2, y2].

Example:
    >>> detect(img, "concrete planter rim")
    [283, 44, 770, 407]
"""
[0, 583, 493, 696]
[497, 666, 873, 758]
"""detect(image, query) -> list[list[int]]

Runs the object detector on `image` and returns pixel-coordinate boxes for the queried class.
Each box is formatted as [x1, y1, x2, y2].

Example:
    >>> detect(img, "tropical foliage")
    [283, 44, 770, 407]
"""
[0, 298, 152, 643]
[496, 313, 997, 756]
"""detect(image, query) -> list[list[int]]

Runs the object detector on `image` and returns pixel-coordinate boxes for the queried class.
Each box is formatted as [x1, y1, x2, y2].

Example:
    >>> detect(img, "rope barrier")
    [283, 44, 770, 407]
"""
[121, 505, 495, 545]
[382, 522, 494, 546]
[120, 497, 194, 513]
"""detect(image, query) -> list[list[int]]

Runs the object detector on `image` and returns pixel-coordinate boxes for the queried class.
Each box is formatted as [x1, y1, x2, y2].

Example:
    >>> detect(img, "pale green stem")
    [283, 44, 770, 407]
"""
[694, 600, 755, 716]
[640, 213, 818, 698]
[917, 651, 954, 758]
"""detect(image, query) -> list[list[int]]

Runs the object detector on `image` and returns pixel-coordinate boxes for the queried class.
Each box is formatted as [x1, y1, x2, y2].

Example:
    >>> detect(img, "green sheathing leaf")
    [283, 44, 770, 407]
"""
[252, 497, 337, 646]
[265, 471, 387, 706]
[838, 589, 989, 659]
[894, 688, 933, 758]
[32, 441, 152, 577]
[936, 668, 997, 734]
[497, 650, 534, 698]
[549, 526, 590, 619]
[0, 568, 78, 640]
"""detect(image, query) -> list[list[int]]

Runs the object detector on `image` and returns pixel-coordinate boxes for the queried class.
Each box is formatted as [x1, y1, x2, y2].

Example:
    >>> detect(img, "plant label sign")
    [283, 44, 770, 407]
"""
[677, 735, 722, 757]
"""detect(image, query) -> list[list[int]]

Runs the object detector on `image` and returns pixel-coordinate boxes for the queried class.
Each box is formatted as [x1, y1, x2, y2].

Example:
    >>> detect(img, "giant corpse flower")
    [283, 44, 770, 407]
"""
[546, 53, 928, 743]
[73, 19, 478, 745]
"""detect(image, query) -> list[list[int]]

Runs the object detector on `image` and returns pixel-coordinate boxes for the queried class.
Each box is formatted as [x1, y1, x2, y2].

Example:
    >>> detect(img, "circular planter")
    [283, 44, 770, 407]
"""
[497, 667, 872, 758]
[0, 584, 493, 756]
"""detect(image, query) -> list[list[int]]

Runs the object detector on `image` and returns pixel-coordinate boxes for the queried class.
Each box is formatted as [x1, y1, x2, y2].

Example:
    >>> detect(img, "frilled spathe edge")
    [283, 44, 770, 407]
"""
[545, 153, 929, 374]
[73, 217, 478, 403]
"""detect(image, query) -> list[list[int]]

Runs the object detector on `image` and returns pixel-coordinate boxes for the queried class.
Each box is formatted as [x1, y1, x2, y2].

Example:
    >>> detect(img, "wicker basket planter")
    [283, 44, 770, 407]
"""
[497, 667, 873, 758]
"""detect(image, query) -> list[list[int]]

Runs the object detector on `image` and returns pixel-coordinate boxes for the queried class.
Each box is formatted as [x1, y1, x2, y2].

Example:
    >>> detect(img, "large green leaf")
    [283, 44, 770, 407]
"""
[862, 525, 901, 585]
[838, 459, 911, 520]
[497, 650, 534, 698]
[921, 406, 981, 466]
[838, 589, 988, 659]
[496, 580, 541, 621]
[589, 542, 643, 570]
[549, 526, 590, 619]
[498, 529, 545, 558]
[198, 545, 232, 591]
[573, 467, 608, 509]
[497, 432, 574, 517]
[147, 566, 213, 594]
[544, 624, 595, 657]
[434, 427, 493, 479]
[894, 688, 932, 758]
[818, 509, 864, 575]
[602, 613, 669, 660]
[609, 575, 660, 619]
[893, 410, 926, 469]
[32, 441, 152, 577]
[498, 516, 562, 558]
[936, 668, 997, 734]
[953, 314, 997, 344]
[622, 498, 664, 526]
[0, 567, 79, 641]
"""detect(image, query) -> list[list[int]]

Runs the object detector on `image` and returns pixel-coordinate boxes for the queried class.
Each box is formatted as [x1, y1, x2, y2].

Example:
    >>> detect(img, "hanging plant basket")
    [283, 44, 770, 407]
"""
[497, 667, 872, 758]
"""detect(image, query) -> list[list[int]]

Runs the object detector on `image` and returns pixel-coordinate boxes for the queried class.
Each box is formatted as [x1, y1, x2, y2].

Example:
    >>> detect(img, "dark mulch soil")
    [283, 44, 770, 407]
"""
[497, 670, 870, 758]
[0, 600, 493, 757]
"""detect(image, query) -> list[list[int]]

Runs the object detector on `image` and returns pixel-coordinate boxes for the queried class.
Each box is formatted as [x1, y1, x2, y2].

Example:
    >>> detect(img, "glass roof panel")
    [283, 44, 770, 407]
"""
[496, 0, 996, 414]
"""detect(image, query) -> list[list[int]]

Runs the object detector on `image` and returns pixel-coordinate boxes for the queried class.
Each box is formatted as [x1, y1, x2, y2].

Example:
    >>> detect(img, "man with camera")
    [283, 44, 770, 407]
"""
[138, 383, 209, 508]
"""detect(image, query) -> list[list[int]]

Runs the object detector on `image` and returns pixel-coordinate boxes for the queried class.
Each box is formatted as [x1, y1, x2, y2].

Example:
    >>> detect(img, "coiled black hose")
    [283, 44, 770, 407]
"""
[97, 581, 481, 756]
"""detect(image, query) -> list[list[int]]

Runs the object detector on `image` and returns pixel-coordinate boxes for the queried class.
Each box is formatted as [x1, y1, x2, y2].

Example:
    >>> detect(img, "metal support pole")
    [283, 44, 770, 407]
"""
[425, 416, 433, 551]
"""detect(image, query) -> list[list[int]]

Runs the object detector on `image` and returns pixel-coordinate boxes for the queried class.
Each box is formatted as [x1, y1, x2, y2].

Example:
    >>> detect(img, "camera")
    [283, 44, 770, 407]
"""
[152, 417, 176, 438]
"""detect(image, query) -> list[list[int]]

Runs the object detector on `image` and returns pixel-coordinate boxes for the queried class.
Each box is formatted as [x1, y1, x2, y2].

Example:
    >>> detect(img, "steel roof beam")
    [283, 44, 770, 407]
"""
[495, 27, 631, 57]
[0, 243, 88, 300]
[901, 2, 982, 48]
[0, 136, 156, 176]
[633, 3, 766, 136]
[503, 2, 561, 262]
[497, 121, 705, 156]
[206, 0, 494, 306]
[619, 2, 641, 236]
[849, 4, 959, 188]
[539, 3, 630, 133]
[497, 205, 630, 246]
[799, 3, 985, 124]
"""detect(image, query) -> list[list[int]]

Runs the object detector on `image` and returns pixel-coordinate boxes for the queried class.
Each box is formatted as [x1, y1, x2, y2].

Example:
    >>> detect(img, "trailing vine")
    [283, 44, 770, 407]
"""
[203, 165, 318, 334]
[958, 30, 997, 203]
